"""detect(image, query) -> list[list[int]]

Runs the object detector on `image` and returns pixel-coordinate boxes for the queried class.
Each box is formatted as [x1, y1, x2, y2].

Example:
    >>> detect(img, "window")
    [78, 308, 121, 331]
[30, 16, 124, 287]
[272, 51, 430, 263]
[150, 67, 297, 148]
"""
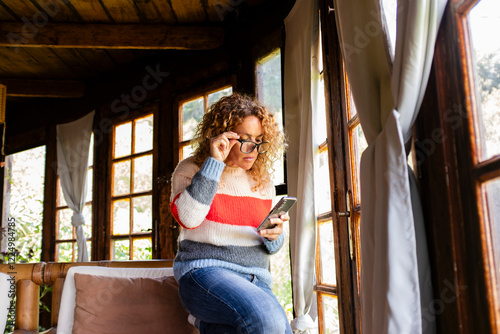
[314, 33, 343, 332]
[111, 114, 154, 260]
[255, 48, 293, 320]
[55, 135, 94, 262]
[2, 146, 46, 263]
[179, 86, 233, 160]
[256, 49, 285, 187]
[343, 74, 367, 284]
[459, 0, 500, 327]
[319, 3, 367, 332]
[414, 0, 500, 331]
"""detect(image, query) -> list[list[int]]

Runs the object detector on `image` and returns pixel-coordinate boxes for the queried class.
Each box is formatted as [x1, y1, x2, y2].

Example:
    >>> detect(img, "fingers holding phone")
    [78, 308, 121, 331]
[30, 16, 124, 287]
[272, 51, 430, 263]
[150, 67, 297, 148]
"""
[258, 213, 289, 240]
[257, 197, 296, 231]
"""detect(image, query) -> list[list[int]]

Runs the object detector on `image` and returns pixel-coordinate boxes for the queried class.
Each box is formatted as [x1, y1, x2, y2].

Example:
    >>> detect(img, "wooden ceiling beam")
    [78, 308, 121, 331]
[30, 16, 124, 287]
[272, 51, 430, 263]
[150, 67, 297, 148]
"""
[0, 22, 224, 50]
[0, 78, 85, 98]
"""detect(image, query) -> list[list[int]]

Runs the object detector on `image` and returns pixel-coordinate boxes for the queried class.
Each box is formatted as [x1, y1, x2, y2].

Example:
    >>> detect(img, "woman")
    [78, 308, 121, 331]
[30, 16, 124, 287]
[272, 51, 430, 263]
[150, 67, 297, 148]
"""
[170, 93, 292, 333]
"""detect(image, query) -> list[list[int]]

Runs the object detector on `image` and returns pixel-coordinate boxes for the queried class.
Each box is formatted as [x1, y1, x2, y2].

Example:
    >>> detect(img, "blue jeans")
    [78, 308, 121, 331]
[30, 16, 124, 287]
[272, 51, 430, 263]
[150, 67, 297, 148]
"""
[178, 267, 293, 334]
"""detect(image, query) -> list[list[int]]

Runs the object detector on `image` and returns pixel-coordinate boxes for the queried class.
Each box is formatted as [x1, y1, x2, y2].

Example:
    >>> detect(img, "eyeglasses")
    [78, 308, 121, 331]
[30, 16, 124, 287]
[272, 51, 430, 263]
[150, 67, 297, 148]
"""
[236, 139, 270, 154]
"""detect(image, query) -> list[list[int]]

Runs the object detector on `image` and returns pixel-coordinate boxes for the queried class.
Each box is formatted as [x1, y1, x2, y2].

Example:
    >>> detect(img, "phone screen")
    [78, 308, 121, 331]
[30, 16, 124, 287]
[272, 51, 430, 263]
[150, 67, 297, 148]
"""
[257, 196, 297, 231]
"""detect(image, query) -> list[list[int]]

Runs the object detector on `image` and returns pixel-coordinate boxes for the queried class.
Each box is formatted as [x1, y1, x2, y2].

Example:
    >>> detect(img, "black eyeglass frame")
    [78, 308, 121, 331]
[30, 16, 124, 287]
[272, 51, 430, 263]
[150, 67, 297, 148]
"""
[236, 139, 269, 154]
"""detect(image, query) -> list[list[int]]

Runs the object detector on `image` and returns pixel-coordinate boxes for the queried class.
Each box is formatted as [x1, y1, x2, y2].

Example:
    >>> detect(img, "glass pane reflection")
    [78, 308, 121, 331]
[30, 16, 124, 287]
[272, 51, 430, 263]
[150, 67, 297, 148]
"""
[208, 87, 233, 107]
[113, 160, 131, 196]
[182, 97, 204, 141]
[468, 0, 500, 160]
[319, 221, 336, 285]
[113, 239, 130, 260]
[133, 238, 152, 260]
[352, 124, 368, 204]
[318, 149, 332, 214]
[322, 294, 340, 334]
[134, 115, 153, 154]
[112, 199, 130, 235]
[114, 122, 132, 158]
[485, 178, 500, 256]
[133, 155, 152, 193]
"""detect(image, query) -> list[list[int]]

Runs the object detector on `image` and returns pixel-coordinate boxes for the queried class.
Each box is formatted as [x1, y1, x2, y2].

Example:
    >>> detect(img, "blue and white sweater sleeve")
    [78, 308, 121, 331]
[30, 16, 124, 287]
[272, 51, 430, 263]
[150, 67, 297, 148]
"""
[170, 157, 225, 229]
[263, 233, 284, 255]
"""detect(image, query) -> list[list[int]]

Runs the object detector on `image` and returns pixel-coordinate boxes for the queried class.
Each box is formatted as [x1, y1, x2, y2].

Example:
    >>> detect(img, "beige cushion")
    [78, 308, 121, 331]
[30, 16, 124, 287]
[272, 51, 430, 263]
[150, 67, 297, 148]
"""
[72, 273, 197, 334]
[58, 266, 175, 334]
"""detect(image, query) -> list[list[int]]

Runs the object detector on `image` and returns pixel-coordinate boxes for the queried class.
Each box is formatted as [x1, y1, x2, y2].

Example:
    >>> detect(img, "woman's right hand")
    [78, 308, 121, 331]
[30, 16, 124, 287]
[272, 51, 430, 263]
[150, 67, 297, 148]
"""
[209, 132, 240, 162]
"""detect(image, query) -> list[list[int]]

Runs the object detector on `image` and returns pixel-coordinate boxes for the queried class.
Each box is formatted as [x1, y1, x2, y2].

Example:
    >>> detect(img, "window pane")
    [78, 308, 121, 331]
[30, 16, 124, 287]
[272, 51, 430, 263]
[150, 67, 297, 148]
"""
[321, 294, 340, 334]
[316, 75, 327, 141]
[347, 87, 358, 121]
[257, 50, 282, 122]
[317, 149, 332, 214]
[271, 156, 285, 186]
[113, 160, 131, 196]
[86, 240, 91, 260]
[57, 178, 67, 207]
[114, 122, 132, 158]
[57, 208, 74, 240]
[257, 50, 285, 186]
[6, 146, 45, 263]
[85, 168, 93, 203]
[83, 204, 92, 238]
[182, 97, 204, 141]
[134, 115, 153, 154]
[133, 238, 152, 260]
[57, 242, 73, 262]
[319, 221, 336, 285]
[182, 143, 194, 160]
[113, 239, 130, 260]
[112, 199, 130, 235]
[133, 155, 152, 193]
[88, 133, 94, 166]
[208, 87, 233, 107]
[133, 195, 152, 233]
[352, 124, 368, 204]
[468, 0, 500, 161]
[485, 178, 500, 258]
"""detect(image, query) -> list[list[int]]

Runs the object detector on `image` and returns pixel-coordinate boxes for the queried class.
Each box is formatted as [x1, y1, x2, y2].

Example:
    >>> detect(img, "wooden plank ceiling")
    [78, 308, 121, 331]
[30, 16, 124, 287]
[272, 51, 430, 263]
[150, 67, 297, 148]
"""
[0, 0, 265, 99]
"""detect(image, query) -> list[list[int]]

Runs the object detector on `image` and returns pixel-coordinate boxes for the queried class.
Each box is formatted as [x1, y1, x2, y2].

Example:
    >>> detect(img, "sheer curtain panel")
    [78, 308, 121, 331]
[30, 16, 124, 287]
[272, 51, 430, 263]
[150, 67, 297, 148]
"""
[333, 0, 447, 333]
[56, 111, 94, 262]
[284, 0, 320, 332]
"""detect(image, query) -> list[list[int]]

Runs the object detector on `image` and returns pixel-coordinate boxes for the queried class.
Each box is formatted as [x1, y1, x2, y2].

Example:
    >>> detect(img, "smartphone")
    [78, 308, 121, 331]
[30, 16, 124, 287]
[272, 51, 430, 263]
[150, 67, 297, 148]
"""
[257, 196, 297, 231]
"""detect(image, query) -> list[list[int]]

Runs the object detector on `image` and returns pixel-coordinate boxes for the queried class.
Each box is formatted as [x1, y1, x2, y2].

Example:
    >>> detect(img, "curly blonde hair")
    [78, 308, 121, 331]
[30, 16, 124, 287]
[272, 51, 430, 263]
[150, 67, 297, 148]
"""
[192, 93, 285, 191]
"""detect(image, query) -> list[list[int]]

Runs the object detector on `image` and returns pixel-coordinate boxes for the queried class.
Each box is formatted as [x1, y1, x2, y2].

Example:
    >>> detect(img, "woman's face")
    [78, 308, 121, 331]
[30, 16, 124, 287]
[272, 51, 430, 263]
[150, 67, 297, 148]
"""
[225, 115, 263, 170]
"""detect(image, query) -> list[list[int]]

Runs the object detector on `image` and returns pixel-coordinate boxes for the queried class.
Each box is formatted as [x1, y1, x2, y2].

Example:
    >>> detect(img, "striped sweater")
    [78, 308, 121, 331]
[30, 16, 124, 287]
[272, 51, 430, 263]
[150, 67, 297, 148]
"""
[170, 156, 284, 286]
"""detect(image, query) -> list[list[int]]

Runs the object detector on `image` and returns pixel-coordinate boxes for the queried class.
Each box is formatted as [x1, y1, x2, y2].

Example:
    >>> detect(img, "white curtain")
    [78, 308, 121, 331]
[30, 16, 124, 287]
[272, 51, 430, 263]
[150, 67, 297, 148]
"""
[333, 0, 447, 333]
[56, 111, 94, 262]
[284, 0, 320, 332]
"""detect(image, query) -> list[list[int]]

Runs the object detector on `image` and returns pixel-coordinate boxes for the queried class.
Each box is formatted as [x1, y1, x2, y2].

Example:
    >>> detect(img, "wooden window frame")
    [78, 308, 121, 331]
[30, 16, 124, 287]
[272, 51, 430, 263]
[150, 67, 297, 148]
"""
[175, 75, 236, 150]
[254, 47, 288, 196]
[319, 1, 360, 333]
[178, 84, 234, 161]
[416, 0, 500, 332]
[110, 113, 154, 261]
[108, 109, 158, 260]
[91, 103, 159, 261]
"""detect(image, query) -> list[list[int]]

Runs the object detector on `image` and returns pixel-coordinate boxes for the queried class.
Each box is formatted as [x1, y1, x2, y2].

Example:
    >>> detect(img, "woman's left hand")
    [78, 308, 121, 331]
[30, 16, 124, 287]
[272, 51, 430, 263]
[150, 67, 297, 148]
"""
[258, 213, 289, 241]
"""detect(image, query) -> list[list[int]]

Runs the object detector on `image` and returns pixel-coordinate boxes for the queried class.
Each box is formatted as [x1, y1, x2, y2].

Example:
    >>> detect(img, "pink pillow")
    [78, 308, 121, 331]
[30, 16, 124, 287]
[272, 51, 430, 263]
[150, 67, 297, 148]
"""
[72, 273, 198, 334]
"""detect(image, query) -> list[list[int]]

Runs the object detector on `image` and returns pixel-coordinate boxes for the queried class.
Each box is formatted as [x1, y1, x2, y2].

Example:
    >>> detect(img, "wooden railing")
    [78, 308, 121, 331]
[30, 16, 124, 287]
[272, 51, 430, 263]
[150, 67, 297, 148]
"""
[0, 260, 174, 334]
